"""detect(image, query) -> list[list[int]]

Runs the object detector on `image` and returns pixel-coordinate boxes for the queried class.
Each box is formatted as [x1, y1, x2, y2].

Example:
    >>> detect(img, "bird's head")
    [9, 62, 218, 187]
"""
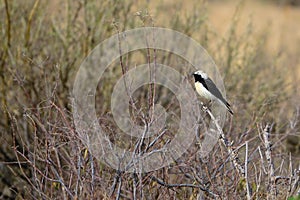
[192, 70, 208, 79]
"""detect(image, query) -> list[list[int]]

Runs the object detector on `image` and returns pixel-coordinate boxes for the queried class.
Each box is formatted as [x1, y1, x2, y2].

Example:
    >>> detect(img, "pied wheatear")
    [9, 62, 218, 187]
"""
[192, 70, 233, 115]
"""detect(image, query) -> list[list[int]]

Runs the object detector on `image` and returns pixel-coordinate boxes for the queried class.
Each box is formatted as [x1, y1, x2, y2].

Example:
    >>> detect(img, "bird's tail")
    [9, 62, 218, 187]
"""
[225, 101, 233, 115]
[216, 99, 234, 115]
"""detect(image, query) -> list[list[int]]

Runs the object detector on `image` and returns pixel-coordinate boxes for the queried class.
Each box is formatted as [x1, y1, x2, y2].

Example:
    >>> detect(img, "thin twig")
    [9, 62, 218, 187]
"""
[75, 152, 81, 197]
[25, 0, 40, 47]
[4, 0, 11, 48]
[291, 164, 300, 195]
[132, 173, 138, 200]
[116, 175, 122, 200]
[202, 104, 245, 176]
[261, 123, 276, 198]
[253, 162, 261, 197]
[245, 141, 252, 199]
[257, 146, 267, 174]
[89, 151, 95, 195]
[110, 170, 122, 197]
[139, 121, 148, 154]
[150, 175, 218, 198]
[145, 128, 167, 151]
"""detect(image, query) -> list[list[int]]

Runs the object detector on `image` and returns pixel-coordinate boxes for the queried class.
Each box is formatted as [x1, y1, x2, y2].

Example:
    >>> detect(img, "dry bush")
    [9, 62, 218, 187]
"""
[0, 0, 299, 199]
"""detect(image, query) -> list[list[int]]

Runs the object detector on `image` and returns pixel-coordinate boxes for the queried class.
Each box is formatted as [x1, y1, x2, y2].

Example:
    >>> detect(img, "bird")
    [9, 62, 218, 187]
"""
[192, 70, 233, 115]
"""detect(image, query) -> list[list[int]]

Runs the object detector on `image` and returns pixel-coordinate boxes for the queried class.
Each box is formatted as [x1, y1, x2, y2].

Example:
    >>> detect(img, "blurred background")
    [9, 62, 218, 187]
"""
[0, 0, 299, 199]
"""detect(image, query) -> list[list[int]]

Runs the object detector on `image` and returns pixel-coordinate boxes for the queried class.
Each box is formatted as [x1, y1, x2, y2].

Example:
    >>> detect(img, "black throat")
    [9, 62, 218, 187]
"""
[193, 74, 208, 90]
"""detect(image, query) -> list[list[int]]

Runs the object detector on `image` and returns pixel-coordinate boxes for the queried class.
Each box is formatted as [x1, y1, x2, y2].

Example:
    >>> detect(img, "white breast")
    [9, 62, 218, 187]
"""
[195, 82, 216, 100]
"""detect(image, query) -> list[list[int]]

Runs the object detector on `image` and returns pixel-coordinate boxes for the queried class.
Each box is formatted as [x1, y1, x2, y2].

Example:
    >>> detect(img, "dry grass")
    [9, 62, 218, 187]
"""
[0, 0, 299, 199]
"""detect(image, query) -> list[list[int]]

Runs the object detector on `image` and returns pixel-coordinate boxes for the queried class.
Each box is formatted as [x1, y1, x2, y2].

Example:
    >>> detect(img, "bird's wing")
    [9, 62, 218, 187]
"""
[205, 78, 230, 106]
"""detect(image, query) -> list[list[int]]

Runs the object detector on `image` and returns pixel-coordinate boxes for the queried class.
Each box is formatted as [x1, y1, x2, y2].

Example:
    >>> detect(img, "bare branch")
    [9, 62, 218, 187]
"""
[150, 175, 218, 198]
[245, 141, 252, 199]
[261, 123, 276, 198]
[202, 104, 245, 176]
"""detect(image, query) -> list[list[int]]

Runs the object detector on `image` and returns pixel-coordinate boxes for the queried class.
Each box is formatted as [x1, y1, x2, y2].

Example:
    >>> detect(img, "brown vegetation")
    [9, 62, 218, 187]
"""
[0, 0, 299, 199]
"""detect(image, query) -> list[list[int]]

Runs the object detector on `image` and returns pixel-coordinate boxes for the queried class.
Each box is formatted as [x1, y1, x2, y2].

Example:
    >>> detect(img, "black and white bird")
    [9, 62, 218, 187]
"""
[192, 70, 233, 115]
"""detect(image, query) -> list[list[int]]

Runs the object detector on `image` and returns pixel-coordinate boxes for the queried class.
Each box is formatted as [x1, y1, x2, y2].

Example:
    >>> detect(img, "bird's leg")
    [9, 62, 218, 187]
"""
[200, 101, 209, 116]
[203, 100, 213, 113]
